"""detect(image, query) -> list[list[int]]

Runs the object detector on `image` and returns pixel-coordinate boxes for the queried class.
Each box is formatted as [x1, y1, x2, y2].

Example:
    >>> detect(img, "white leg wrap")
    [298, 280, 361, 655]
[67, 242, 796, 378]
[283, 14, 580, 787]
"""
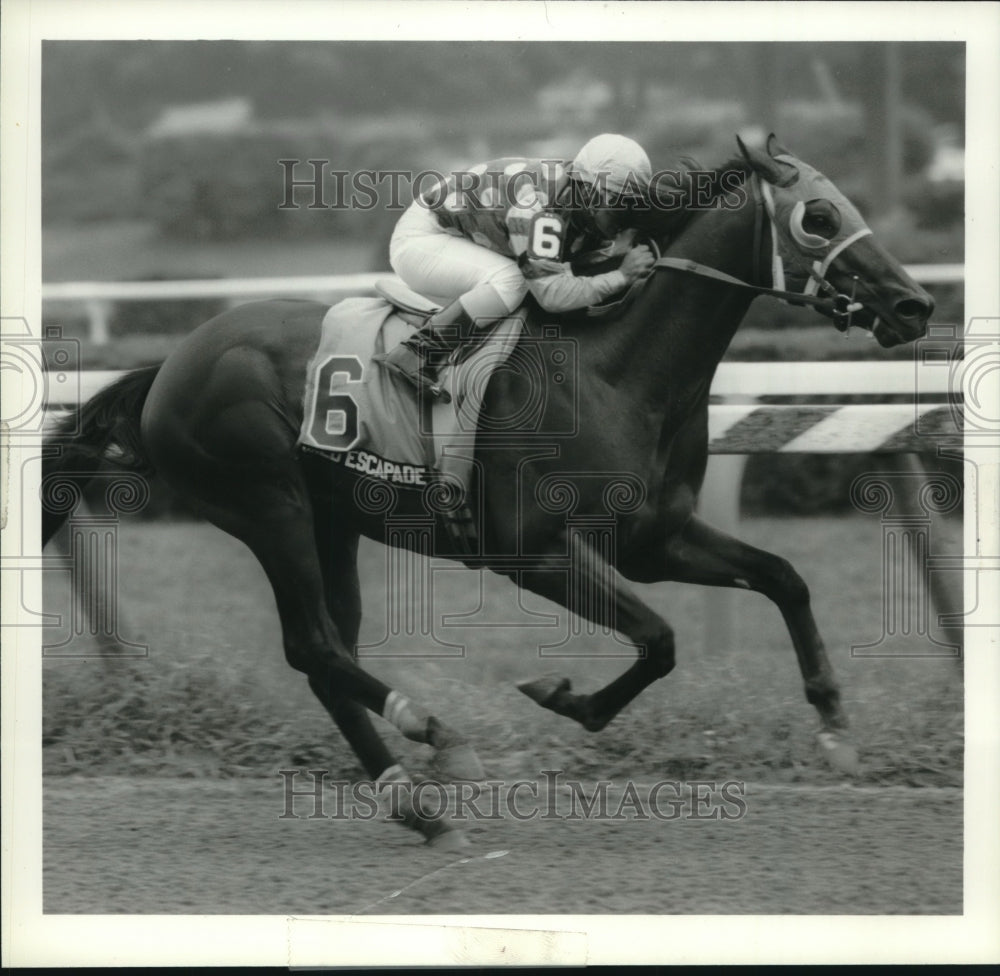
[383, 690, 409, 727]
[382, 691, 428, 739]
[375, 763, 411, 791]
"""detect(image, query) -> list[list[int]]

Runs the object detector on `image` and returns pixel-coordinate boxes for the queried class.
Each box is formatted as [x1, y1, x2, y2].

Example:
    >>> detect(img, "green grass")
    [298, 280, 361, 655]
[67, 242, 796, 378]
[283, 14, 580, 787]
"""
[42, 516, 963, 785]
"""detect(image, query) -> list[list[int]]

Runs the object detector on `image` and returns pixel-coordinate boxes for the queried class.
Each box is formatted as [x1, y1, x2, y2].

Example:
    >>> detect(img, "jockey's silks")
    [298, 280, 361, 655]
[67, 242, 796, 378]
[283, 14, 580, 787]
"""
[417, 157, 630, 311]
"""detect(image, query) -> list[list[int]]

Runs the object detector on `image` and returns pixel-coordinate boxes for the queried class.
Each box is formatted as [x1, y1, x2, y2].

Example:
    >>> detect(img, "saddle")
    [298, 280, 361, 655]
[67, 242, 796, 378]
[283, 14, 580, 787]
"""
[296, 283, 527, 555]
[374, 278, 440, 324]
[297, 263, 646, 554]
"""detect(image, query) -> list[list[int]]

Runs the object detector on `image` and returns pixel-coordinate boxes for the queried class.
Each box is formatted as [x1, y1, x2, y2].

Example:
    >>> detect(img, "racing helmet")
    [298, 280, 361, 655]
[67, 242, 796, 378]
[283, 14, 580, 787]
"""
[569, 133, 652, 200]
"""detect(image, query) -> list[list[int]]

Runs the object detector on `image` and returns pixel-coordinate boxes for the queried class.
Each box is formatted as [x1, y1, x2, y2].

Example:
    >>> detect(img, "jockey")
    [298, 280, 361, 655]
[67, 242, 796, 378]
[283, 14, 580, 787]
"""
[374, 133, 657, 397]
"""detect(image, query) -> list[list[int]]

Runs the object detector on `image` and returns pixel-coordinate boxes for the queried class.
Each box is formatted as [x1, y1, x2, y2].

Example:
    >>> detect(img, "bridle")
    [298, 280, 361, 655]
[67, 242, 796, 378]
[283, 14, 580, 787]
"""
[652, 173, 872, 333]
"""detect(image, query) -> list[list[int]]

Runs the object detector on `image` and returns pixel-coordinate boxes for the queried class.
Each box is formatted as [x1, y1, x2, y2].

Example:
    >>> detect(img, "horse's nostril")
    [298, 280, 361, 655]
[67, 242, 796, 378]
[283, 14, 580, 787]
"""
[895, 297, 933, 321]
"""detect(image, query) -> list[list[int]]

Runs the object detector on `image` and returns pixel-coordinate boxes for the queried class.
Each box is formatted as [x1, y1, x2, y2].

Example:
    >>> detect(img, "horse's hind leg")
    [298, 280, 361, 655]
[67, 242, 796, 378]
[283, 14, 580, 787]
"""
[147, 395, 449, 744]
[308, 521, 392, 775]
[192, 477, 470, 844]
[143, 354, 473, 839]
[149, 474, 466, 842]
[661, 515, 857, 773]
[314, 508, 480, 779]
[308, 516, 473, 845]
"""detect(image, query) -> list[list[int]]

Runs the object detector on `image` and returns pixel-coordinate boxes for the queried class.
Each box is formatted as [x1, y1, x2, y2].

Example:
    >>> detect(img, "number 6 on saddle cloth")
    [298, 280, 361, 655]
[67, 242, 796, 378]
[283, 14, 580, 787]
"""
[297, 283, 577, 553]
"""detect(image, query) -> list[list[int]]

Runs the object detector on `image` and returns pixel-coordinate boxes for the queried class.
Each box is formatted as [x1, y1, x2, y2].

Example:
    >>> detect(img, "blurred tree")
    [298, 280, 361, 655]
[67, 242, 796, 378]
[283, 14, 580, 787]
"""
[744, 44, 781, 127]
[864, 42, 905, 215]
[43, 40, 963, 234]
[44, 40, 964, 143]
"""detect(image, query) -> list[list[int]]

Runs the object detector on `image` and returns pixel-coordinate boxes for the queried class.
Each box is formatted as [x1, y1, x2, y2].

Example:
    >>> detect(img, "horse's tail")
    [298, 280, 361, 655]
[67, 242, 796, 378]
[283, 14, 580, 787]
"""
[42, 365, 161, 548]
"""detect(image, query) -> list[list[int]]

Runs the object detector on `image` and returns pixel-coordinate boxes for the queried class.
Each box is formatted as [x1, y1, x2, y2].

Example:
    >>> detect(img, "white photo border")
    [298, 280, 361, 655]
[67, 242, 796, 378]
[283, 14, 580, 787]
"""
[3, 0, 998, 966]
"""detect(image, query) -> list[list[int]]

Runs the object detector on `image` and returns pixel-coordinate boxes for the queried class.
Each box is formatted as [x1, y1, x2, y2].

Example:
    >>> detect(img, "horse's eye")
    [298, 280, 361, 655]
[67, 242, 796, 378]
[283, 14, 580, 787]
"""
[802, 201, 841, 239]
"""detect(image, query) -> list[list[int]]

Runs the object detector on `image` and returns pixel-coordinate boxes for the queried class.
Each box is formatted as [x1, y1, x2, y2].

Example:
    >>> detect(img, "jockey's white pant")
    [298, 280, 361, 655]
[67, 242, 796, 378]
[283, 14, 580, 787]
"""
[389, 202, 527, 323]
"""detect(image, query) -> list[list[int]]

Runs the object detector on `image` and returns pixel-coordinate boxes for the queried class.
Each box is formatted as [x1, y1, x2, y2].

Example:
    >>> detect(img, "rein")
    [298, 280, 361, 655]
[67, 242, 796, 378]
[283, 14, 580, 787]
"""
[652, 173, 867, 331]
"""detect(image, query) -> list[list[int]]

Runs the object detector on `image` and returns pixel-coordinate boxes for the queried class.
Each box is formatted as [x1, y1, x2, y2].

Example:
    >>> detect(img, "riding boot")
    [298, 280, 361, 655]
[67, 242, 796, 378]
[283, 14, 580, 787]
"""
[373, 299, 476, 401]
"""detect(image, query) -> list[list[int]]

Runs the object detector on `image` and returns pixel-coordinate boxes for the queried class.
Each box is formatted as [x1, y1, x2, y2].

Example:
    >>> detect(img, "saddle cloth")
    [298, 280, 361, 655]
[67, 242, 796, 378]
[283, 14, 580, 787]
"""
[297, 293, 524, 502]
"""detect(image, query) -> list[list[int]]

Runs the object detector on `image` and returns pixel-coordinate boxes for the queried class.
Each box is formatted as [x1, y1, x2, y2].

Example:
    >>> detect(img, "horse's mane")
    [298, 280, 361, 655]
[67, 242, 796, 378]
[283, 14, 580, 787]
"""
[632, 155, 754, 242]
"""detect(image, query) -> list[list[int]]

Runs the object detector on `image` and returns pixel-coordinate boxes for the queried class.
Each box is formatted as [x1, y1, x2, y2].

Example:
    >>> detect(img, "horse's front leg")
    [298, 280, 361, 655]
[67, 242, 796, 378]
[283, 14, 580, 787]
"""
[513, 531, 676, 731]
[660, 514, 857, 773]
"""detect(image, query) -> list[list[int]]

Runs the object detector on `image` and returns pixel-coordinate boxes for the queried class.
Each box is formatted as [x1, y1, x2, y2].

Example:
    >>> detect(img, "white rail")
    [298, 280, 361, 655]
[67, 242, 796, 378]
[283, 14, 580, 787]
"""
[43, 363, 959, 457]
[41, 265, 963, 345]
[41, 274, 387, 303]
[46, 361, 954, 408]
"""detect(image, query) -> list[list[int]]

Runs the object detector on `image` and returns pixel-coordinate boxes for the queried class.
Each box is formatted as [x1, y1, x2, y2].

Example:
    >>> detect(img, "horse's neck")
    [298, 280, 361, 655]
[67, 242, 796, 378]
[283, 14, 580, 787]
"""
[599, 197, 760, 409]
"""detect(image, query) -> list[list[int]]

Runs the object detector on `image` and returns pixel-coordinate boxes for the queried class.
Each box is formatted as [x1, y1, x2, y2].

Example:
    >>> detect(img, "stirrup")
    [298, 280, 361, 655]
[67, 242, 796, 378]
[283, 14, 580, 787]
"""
[376, 346, 452, 403]
[426, 379, 452, 404]
[372, 325, 435, 368]
[374, 299, 471, 402]
[409, 366, 452, 404]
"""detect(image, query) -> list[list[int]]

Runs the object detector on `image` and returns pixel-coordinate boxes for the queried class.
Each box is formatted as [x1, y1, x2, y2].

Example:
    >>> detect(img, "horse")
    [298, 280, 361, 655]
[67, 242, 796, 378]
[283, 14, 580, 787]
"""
[42, 136, 933, 846]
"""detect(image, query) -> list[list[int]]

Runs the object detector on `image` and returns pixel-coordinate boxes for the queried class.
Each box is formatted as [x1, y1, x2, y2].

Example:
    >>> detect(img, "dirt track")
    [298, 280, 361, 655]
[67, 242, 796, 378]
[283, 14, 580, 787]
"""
[44, 777, 960, 915]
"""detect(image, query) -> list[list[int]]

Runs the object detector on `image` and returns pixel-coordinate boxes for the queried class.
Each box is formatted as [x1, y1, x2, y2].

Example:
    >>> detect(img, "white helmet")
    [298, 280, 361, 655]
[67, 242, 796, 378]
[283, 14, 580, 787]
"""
[570, 133, 652, 197]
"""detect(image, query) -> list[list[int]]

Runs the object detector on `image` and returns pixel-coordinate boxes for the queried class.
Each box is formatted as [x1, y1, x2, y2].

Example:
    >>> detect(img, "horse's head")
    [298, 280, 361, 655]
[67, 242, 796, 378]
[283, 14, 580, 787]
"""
[736, 134, 934, 347]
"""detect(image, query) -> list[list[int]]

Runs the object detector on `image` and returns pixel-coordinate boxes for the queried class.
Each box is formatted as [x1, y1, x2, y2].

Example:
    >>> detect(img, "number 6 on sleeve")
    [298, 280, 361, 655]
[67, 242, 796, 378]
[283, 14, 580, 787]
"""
[527, 213, 565, 260]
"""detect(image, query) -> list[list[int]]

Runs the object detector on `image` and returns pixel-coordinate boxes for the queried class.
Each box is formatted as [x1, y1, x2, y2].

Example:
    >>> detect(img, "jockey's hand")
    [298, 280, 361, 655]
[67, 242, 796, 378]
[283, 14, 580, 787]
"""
[620, 245, 655, 282]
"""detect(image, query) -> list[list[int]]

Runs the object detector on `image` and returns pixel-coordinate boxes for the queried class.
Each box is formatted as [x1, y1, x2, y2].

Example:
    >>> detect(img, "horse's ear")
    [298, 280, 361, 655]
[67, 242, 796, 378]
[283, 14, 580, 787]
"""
[766, 133, 793, 158]
[735, 133, 799, 187]
[736, 134, 753, 166]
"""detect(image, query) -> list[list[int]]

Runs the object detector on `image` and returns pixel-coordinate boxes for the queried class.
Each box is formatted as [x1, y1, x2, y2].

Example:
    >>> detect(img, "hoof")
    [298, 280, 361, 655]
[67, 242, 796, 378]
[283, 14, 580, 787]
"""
[428, 383, 452, 404]
[580, 712, 611, 733]
[516, 674, 571, 707]
[427, 827, 471, 851]
[436, 743, 486, 782]
[817, 731, 860, 776]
